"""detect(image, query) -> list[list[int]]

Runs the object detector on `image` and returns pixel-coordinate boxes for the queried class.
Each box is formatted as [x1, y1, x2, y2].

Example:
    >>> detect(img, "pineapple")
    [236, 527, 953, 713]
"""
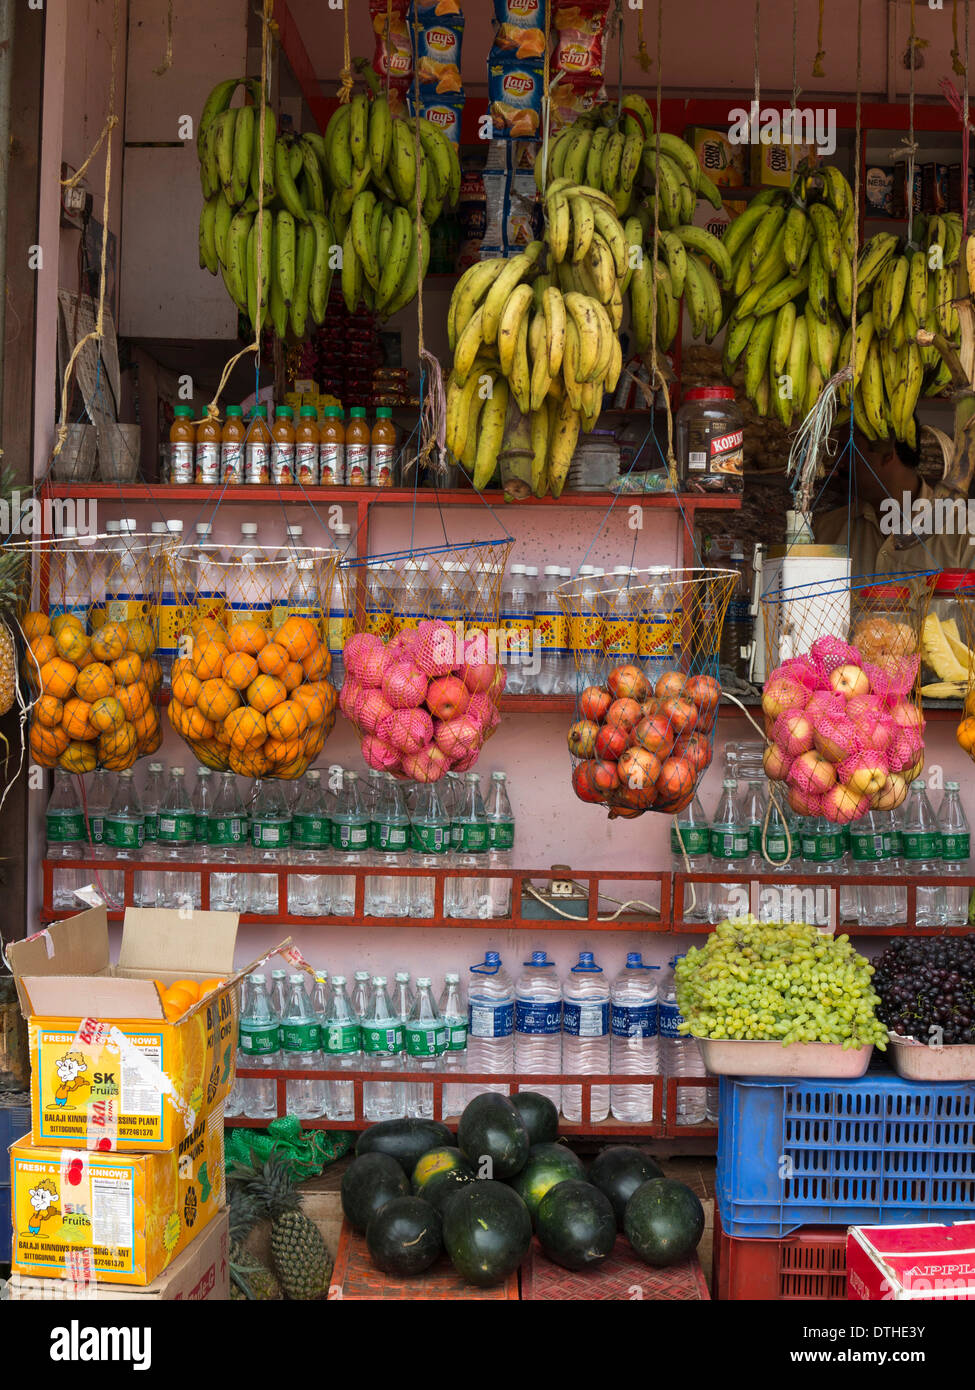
[230, 1155, 333, 1301]
[228, 1180, 282, 1302]
[0, 466, 28, 716]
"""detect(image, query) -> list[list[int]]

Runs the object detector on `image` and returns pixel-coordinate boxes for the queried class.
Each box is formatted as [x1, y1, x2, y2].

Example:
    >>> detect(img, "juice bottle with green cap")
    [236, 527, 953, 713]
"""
[370, 406, 397, 488]
[195, 410, 221, 485]
[170, 405, 195, 486]
[346, 406, 370, 487]
[320, 407, 345, 486]
[271, 405, 296, 484]
[221, 404, 245, 484]
[245, 403, 271, 484]
[295, 405, 319, 485]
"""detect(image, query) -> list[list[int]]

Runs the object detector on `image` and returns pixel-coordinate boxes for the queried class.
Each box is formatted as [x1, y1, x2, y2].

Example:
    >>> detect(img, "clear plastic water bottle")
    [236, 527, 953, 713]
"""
[312, 970, 330, 1026]
[447, 772, 491, 919]
[157, 767, 197, 910]
[660, 955, 707, 1125]
[270, 969, 289, 1023]
[225, 976, 247, 1119]
[46, 770, 87, 907]
[534, 564, 564, 696]
[740, 777, 768, 872]
[249, 779, 291, 915]
[85, 768, 114, 855]
[351, 970, 373, 1022]
[671, 792, 711, 924]
[561, 950, 610, 1123]
[239, 973, 281, 1120]
[393, 970, 414, 1025]
[466, 951, 515, 1102]
[514, 951, 562, 1110]
[884, 808, 908, 925]
[406, 977, 447, 1119]
[192, 767, 213, 863]
[850, 810, 899, 928]
[939, 781, 970, 928]
[156, 519, 185, 690]
[92, 769, 144, 909]
[610, 953, 660, 1123]
[323, 975, 360, 1122]
[362, 975, 406, 1121]
[207, 770, 248, 911]
[439, 973, 467, 1117]
[558, 566, 574, 693]
[798, 816, 847, 928]
[500, 563, 527, 694]
[757, 796, 797, 922]
[279, 974, 323, 1119]
[568, 564, 605, 685]
[137, 760, 165, 908]
[366, 774, 411, 917]
[485, 770, 514, 918]
[409, 780, 450, 917]
[901, 778, 945, 926]
[709, 779, 750, 923]
[520, 565, 540, 692]
[327, 536, 350, 689]
[289, 769, 331, 916]
[330, 770, 369, 916]
[49, 526, 89, 626]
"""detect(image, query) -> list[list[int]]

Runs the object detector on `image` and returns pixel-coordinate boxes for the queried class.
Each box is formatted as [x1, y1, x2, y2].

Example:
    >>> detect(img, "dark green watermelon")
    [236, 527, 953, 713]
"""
[411, 1148, 477, 1213]
[536, 1180, 617, 1271]
[624, 1178, 705, 1267]
[588, 1146, 664, 1228]
[355, 1119, 456, 1175]
[340, 1152, 410, 1232]
[508, 1143, 586, 1224]
[458, 1093, 529, 1180]
[511, 1091, 559, 1145]
[365, 1197, 443, 1276]
[442, 1180, 532, 1288]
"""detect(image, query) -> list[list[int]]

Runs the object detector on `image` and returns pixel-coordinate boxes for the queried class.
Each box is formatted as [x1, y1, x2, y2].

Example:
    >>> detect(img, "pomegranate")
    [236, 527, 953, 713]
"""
[608, 664, 650, 702]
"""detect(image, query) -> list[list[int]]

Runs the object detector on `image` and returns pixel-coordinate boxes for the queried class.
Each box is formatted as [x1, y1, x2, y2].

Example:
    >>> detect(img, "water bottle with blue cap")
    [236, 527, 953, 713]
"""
[466, 951, 514, 1104]
[562, 949, 610, 1123]
[611, 953, 660, 1123]
[514, 950, 562, 1109]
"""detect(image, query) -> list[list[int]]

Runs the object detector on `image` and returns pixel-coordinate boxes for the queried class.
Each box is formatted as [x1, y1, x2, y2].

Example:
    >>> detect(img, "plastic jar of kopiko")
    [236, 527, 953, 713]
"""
[852, 582, 918, 670]
[676, 386, 744, 493]
[921, 571, 975, 686]
[170, 406, 195, 485]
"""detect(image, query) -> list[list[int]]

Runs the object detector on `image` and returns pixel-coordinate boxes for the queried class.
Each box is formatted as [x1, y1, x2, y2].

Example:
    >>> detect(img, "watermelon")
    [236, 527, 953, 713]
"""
[624, 1178, 705, 1267]
[511, 1091, 559, 1145]
[365, 1197, 443, 1276]
[588, 1145, 664, 1228]
[458, 1093, 529, 1180]
[340, 1152, 410, 1232]
[442, 1180, 532, 1288]
[356, 1119, 456, 1175]
[411, 1148, 477, 1213]
[536, 1180, 617, 1271]
[508, 1143, 586, 1224]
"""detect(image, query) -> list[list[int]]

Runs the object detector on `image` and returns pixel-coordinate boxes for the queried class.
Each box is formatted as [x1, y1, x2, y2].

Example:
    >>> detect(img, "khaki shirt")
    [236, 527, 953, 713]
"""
[815, 480, 975, 578]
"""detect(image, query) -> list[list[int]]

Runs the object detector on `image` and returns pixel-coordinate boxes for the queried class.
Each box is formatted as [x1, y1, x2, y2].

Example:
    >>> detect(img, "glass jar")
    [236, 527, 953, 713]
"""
[921, 570, 975, 686]
[676, 386, 744, 493]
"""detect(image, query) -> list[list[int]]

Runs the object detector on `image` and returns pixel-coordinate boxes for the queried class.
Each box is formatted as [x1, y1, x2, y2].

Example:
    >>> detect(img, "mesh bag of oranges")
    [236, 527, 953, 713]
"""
[167, 546, 339, 779]
[557, 567, 738, 819]
[761, 571, 931, 826]
[338, 539, 513, 780]
[24, 536, 162, 773]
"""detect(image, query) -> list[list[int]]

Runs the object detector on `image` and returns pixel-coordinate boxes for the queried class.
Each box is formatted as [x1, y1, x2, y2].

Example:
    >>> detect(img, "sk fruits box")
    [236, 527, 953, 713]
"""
[847, 1223, 975, 1301]
[9, 905, 241, 1151]
[10, 1109, 225, 1286]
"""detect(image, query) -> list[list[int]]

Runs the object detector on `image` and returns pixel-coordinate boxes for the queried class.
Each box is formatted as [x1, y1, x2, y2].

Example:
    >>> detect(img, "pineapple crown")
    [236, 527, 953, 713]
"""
[228, 1150, 302, 1224]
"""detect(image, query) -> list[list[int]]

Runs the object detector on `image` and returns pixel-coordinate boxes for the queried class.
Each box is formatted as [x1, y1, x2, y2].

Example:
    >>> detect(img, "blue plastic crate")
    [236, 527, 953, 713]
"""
[716, 1072, 975, 1238]
[1, 1103, 31, 1264]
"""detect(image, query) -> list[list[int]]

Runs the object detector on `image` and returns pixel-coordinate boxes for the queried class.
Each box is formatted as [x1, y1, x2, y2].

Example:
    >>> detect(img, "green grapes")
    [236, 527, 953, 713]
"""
[674, 916, 888, 1050]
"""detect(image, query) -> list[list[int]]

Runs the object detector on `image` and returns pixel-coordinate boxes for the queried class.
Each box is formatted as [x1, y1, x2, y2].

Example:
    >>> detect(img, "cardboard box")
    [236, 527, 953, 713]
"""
[687, 127, 747, 188]
[7, 1208, 230, 1300]
[10, 1110, 225, 1286]
[8, 906, 240, 1152]
[847, 1223, 975, 1300]
[750, 141, 816, 187]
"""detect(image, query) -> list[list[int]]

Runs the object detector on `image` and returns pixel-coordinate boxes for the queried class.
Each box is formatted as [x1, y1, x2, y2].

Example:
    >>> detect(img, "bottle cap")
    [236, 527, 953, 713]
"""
[288, 973, 303, 984]
[376, 407, 393, 419]
[947, 780, 959, 790]
[174, 405, 193, 417]
[275, 405, 294, 419]
[171, 766, 184, 775]
[250, 403, 268, 418]
[571, 951, 603, 973]
[626, 952, 644, 967]
[544, 564, 560, 576]
[226, 404, 243, 417]
[195, 522, 211, 536]
[525, 951, 554, 966]
[241, 522, 258, 537]
[250, 973, 266, 984]
[354, 970, 369, 980]
[491, 770, 505, 781]
[150, 521, 166, 534]
[166, 519, 183, 534]
[299, 405, 317, 417]
[332, 975, 346, 986]
[350, 406, 367, 418]
[372, 975, 387, 986]
[444, 972, 459, 983]
[417, 976, 431, 988]
[914, 780, 925, 790]
[395, 971, 410, 981]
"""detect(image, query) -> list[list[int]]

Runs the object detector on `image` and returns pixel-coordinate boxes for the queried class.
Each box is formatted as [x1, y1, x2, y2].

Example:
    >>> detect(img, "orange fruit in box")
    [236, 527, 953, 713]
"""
[169, 979, 201, 1001]
[38, 657, 77, 700]
[199, 978, 225, 995]
[227, 620, 267, 656]
[274, 616, 318, 662]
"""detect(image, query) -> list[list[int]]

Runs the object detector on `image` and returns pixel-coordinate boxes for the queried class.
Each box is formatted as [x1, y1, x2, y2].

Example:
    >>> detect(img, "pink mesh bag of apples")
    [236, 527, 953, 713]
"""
[761, 572, 932, 825]
[558, 567, 739, 820]
[338, 539, 513, 780]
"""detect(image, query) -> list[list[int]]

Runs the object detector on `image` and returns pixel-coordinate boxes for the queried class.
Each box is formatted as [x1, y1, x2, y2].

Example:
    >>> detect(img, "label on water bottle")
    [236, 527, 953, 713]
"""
[445, 1018, 468, 1051]
[280, 1022, 320, 1053]
[488, 820, 515, 851]
[292, 814, 329, 848]
[670, 825, 709, 857]
[157, 811, 195, 843]
[412, 823, 448, 854]
[889, 828, 903, 857]
[515, 1000, 562, 1035]
[611, 1003, 658, 1039]
[747, 823, 762, 853]
[90, 816, 105, 845]
[534, 608, 567, 654]
[709, 827, 749, 859]
[208, 815, 243, 847]
[361, 1023, 405, 1054]
[47, 811, 86, 843]
[142, 812, 159, 843]
[801, 830, 844, 862]
[902, 831, 942, 861]
[239, 1024, 280, 1055]
[850, 831, 885, 862]
[658, 1000, 685, 1040]
[104, 818, 144, 850]
[194, 814, 208, 842]
[765, 834, 788, 862]
[333, 821, 369, 851]
[325, 1022, 360, 1054]
[377, 822, 409, 852]
[406, 1023, 447, 1057]
[468, 1001, 514, 1039]
[562, 1001, 609, 1038]
[942, 832, 970, 862]
[252, 819, 292, 850]
[456, 822, 490, 853]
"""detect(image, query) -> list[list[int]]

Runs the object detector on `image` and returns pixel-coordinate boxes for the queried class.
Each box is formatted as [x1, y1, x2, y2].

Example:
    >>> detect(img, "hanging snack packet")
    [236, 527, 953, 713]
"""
[552, 1, 612, 82]
[550, 80, 606, 133]
[370, 0, 413, 86]
[408, 91, 465, 146]
[415, 7, 465, 95]
[488, 55, 544, 138]
[491, 0, 547, 59]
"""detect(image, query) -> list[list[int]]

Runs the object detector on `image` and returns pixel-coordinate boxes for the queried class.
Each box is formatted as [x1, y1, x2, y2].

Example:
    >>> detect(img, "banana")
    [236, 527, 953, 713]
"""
[685, 252, 723, 341]
[618, 130, 644, 195]
[590, 204, 627, 277]
[349, 93, 369, 171]
[655, 262, 679, 350]
[530, 401, 551, 497]
[861, 339, 888, 436]
[454, 305, 488, 386]
[274, 137, 308, 223]
[340, 224, 362, 313]
[376, 205, 412, 314]
[199, 195, 219, 274]
[807, 242, 830, 323]
[749, 205, 786, 270]
[771, 301, 796, 378]
[419, 115, 460, 207]
[214, 109, 237, 206]
[722, 203, 771, 262]
[232, 105, 254, 207]
[529, 312, 553, 411]
[284, 219, 312, 337]
[600, 131, 625, 192]
[473, 378, 509, 491]
[546, 191, 572, 263]
[821, 165, 853, 225]
[934, 267, 955, 334]
[448, 258, 507, 350]
[543, 286, 567, 377]
[384, 220, 431, 317]
[446, 363, 489, 459]
[200, 119, 219, 199]
[350, 190, 379, 289]
[274, 209, 296, 305]
[213, 192, 234, 264]
[307, 210, 332, 324]
[724, 314, 756, 372]
[835, 248, 853, 319]
[674, 224, 733, 288]
[548, 393, 582, 499]
[389, 119, 417, 206]
[249, 106, 277, 202]
[481, 242, 543, 344]
[563, 317, 584, 409]
[563, 292, 601, 380]
[783, 205, 809, 276]
[681, 252, 709, 338]
[852, 312, 876, 385]
[198, 78, 243, 157]
[750, 266, 810, 320]
[606, 333, 623, 392]
[744, 312, 776, 400]
[297, 135, 327, 214]
[808, 201, 841, 274]
[856, 232, 898, 289]
[368, 95, 392, 178]
[879, 254, 909, 336]
[510, 311, 532, 414]
[640, 150, 683, 226]
[497, 283, 534, 379]
[585, 126, 610, 189]
[223, 208, 252, 309]
[655, 231, 686, 299]
[569, 194, 595, 263]
[908, 249, 929, 322]
[584, 234, 616, 303]
[326, 103, 354, 189]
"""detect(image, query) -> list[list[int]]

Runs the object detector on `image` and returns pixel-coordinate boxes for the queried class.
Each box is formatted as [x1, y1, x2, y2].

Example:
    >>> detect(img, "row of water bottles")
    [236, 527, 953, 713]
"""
[46, 761, 516, 921]
[674, 773, 971, 929]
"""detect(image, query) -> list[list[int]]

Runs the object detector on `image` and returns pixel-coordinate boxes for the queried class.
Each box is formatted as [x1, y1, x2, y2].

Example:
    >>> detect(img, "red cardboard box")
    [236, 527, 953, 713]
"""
[847, 1223, 975, 1300]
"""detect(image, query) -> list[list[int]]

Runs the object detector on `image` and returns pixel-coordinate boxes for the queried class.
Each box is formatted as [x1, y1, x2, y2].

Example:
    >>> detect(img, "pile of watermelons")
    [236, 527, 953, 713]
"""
[340, 1092, 705, 1288]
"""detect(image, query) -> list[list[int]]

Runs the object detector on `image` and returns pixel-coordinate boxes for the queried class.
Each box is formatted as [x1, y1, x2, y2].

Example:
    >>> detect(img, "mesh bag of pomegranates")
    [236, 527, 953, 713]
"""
[338, 538, 513, 780]
[557, 566, 739, 819]
[761, 570, 933, 827]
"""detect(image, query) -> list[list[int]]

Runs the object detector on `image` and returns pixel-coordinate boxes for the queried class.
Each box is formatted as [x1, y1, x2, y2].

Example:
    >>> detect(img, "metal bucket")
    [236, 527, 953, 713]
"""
[51, 423, 97, 482]
[97, 422, 141, 481]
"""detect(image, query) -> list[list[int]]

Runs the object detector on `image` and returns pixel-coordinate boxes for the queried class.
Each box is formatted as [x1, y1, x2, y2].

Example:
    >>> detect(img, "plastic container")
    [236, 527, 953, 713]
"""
[712, 1210, 848, 1302]
[195, 413, 221, 485]
[696, 1038, 873, 1078]
[271, 405, 296, 484]
[922, 569, 975, 685]
[220, 404, 245, 484]
[319, 407, 345, 485]
[566, 432, 620, 491]
[716, 1072, 975, 1237]
[245, 403, 271, 484]
[676, 386, 743, 494]
[169, 406, 195, 485]
[295, 405, 319, 485]
[887, 1036, 975, 1081]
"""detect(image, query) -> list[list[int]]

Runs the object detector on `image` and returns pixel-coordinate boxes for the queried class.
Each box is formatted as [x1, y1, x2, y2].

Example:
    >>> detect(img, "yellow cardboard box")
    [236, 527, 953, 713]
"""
[8, 906, 242, 1152]
[687, 127, 747, 188]
[750, 141, 816, 187]
[9, 1109, 225, 1286]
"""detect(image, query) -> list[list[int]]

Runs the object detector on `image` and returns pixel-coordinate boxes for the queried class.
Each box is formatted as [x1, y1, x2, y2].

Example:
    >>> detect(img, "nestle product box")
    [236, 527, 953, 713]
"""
[847, 1222, 975, 1300]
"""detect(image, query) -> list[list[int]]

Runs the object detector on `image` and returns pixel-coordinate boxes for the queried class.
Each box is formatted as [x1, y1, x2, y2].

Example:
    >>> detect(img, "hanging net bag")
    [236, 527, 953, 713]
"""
[761, 571, 932, 824]
[24, 532, 161, 773]
[339, 537, 514, 779]
[165, 539, 339, 779]
[556, 566, 738, 819]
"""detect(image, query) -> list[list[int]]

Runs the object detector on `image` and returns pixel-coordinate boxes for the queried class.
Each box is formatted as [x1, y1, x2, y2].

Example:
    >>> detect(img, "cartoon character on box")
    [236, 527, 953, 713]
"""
[53, 1050, 90, 1108]
[26, 1177, 60, 1236]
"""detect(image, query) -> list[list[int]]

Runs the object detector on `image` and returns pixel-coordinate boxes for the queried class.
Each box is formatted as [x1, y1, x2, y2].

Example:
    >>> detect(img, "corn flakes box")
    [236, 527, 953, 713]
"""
[687, 127, 747, 188]
[750, 141, 816, 187]
[9, 1111, 225, 1287]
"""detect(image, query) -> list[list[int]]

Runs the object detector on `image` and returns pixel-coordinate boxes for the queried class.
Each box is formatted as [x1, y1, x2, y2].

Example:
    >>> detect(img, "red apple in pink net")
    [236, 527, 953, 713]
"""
[829, 664, 870, 700]
[361, 734, 401, 772]
[813, 715, 859, 764]
[862, 716, 896, 755]
[762, 677, 810, 719]
[580, 686, 612, 722]
[763, 743, 793, 781]
[435, 713, 483, 760]
[789, 749, 837, 795]
[805, 689, 846, 721]
[788, 785, 824, 817]
[872, 772, 908, 810]
[773, 711, 814, 758]
[889, 700, 924, 731]
[382, 661, 429, 709]
[401, 745, 449, 782]
[838, 752, 888, 798]
[426, 674, 470, 720]
[357, 688, 395, 735]
[338, 678, 364, 720]
[450, 748, 483, 772]
[888, 727, 922, 772]
[824, 782, 871, 824]
[460, 631, 495, 693]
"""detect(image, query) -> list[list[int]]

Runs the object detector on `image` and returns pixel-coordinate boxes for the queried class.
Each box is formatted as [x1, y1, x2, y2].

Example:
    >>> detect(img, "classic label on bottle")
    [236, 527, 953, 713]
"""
[488, 821, 515, 851]
[638, 615, 677, 659]
[657, 1000, 685, 1040]
[499, 616, 532, 658]
[293, 814, 329, 848]
[47, 811, 86, 843]
[221, 440, 243, 484]
[157, 811, 195, 842]
[764, 833, 789, 862]
[670, 825, 710, 856]
[196, 442, 220, 485]
[170, 442, 194, 485]
[208, 815, 243, 846]
[271, 443, 295, 485]
[411, 823, 448, 854]
[902, 831, 942, 860]
[332, 822, 369, 851]
[280, 1022, 320, 1052]
[850, 831, 885, 862]
[456, 822, 490, 853]
[445, 1019, 468, 1051]
[562, 1000, 610, 1038]
[104, 818, 144, 850]
[611, 1004, 658, 1038]
[801, 831, 844, 862]
[567, 612, 603, 658]
[942, 832, 970, 861]
[325, 1022, 360, 1054]
[246, 441, 270, 484]
[361, 1023, 405, 1053]
[346, 443, 369, 486]
[296, 442, 318, 485]
[239, 1024, 279, 1055]
[251, 819, 292, 849]
[468, 1001, 514, 1039]
[370, 444, 396, 488]
[406, 1023, 447, 1056]
[515, 1000, 562, 1035]
[603, 616, 639, 663]
[319, 442, 344, 485]
[534, 608, 567, 654]
[710, 828, 749, 859]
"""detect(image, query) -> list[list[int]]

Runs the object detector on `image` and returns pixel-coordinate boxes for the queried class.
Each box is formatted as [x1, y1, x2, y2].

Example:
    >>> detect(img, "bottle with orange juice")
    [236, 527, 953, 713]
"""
[295, 405, 320, 485]
[370, 406, 397, 488]
[221, 404, 245, 484]
[170, 405, 195, 485]
[319, 406, 345, 485]
[345, 406, 370, 486]
[271, 405, 296, 484]
[245, 403, 271, 484]
[195, 411, 221, 485]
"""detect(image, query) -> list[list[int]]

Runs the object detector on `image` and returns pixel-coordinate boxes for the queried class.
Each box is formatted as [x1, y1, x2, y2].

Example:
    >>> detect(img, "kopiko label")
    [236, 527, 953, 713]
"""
[710, 827, 749, 859]
[47, 810, 86, 842]
[406, 1023, 447, 1057]
[901, 831, 942, 860]
[658, 1000, 685, 1040]
[563, 1001, 610, 1038]
[488, 821, 515, 851]
[801, 831, 844, 862]
[412, 823, 448, 854]
[239, 1023, 279, 1055]
[158, 811, 195, 842]
[293, 814, 330, 848]
[611, 1004, 658, 1039]
[280, 1022, 320, 1053]
[361, 1023, 405, 1054]
[671, 825, 710, 857]
[942, 832, 970, 862]
[468, 1001, 514, 1039]
[850, 831, 885, 862]
[515, 1000, 562, 1035]
[325, 1022, 360, 1055]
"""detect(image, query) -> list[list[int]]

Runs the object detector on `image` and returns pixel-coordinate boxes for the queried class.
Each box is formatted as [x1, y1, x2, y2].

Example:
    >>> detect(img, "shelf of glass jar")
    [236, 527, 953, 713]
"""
[226, 1067, 715, 1139]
